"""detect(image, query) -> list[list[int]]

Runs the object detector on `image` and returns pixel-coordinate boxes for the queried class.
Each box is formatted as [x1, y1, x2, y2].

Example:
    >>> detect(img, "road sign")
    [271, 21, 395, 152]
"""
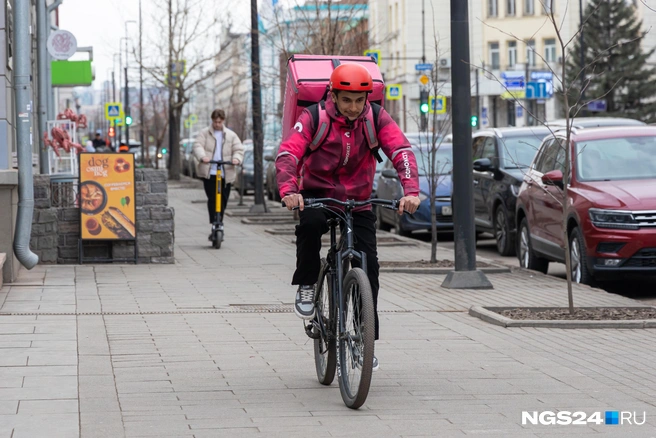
[189, 114, 198, 124]
[415, 63, 433, 71]
[516, 105, 523, 118]
[502, 70, 525, 91]
[105, 102, 122, 120]
[364, 50, 381, 66]
[481, 107, 489, 127]
[419, 75, 430, 86]
[184, 119, 191, 129]
[114, 111, 125, 127]
[587, 100, 607, 112]
[386, 84, 402, 100]
[526, 81, 550, 99]
[429, 96, 446, 114]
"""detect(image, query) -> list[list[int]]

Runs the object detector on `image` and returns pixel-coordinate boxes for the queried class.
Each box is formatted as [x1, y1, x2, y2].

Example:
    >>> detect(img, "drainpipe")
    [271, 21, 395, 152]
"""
[13, 0, 39, 269]
[37, 0, 48, 173]
[46, 0, 62, 120]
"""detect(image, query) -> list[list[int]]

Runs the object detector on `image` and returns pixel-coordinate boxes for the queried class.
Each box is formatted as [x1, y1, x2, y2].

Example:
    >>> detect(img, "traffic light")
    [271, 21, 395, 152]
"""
[419, 90, 429, 131]
[419, 90, 429, 114]
[125, 115, 133, 126]
[470, 115, 479, 128]
[108, 126, 115, 137]
[161, 148, 167, 154]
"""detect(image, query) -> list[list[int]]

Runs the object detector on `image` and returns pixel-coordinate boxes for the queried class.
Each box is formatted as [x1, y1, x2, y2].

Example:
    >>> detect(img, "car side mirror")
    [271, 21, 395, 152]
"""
[473, 158, 494, 172]
[542, 170, 564, 189]
[264, 154, 274, 162]
[381, 169, 397, 178]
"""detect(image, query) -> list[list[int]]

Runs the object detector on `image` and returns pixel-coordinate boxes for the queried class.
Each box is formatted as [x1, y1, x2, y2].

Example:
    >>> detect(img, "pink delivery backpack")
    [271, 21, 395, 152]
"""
[281, 55, 386, 160]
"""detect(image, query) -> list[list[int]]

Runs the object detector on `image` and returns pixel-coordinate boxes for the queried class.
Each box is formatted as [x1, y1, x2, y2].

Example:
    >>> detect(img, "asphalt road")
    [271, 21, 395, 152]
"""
[414, 232, 656, 305]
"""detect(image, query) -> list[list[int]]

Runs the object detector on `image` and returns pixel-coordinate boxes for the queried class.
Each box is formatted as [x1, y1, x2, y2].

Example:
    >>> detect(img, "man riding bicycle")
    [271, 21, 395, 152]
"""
[276, 63, 421, 370]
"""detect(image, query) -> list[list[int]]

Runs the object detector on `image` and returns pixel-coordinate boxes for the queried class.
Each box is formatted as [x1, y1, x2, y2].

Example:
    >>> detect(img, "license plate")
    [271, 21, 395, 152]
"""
[442, 206, 452, 216]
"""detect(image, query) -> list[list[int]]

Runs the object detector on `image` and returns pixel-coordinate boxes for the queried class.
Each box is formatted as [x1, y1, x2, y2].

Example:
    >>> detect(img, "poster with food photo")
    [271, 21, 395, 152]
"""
[79, 153, 136, 240]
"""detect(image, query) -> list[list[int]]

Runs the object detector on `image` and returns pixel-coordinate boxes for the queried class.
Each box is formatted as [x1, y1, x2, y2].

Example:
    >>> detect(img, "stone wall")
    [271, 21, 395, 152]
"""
[31, 169, 175, 264]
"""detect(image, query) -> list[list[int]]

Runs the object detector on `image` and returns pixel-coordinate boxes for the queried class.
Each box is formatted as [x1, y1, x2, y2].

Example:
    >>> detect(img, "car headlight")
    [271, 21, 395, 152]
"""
[418, 192, 428, 202]
[510, 184, 520, 197]
[588, 208, 638, 230]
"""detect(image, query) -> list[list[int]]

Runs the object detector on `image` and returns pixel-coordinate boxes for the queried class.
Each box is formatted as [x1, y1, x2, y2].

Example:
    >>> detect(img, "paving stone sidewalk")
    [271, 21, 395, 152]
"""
[0, 184, 654, 437]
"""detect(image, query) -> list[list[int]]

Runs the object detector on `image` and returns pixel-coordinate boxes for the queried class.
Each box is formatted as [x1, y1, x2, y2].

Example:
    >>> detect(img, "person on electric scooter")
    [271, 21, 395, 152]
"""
[276, 63, 421, 371]
[193, 109, 244, 241]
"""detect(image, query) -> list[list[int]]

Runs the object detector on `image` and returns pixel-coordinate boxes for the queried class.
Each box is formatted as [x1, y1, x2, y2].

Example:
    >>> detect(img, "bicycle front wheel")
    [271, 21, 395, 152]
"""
[314, 259, 336, 385]
[338, 267, 375, 409]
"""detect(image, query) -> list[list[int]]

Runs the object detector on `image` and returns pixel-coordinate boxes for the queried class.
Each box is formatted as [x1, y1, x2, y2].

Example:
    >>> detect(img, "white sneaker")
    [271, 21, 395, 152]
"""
[294, 285, 315, 320]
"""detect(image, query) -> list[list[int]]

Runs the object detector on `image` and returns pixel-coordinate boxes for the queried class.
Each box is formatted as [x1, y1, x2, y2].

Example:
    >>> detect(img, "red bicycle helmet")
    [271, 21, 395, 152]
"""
[330, 64, 373, 93]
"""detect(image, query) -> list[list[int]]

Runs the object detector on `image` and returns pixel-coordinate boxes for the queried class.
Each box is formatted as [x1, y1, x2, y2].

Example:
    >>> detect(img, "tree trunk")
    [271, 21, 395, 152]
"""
[430, 194, 437, 263]
[168, 109, 182, 180]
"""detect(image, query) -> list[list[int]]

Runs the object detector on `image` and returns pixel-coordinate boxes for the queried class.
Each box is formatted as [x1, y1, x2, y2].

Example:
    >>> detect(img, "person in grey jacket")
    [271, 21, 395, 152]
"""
[193, 109, 245, 239]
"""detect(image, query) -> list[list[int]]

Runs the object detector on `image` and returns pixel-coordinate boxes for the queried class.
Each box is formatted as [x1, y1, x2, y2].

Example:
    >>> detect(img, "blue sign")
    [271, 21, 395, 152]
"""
[364, 50, 380, 66]
[481, 107, 488, 119]
[415, 63, 433, 71]
[587, 100, 607, 112]
[526, 81, 550, 99]
[531, 71, 553, 81]
[516, 105, 523, 118]
[107, 105, 120, 117]
[502, 71, 525, 90]
[388, 87, 400, 97]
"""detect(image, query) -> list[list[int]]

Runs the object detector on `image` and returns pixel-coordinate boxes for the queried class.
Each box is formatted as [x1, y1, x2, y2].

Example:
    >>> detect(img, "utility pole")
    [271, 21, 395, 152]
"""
[125, 21, 135, 144]
[421, 0, 426, 64]
[579, 0, 586, 115]
[250, 0, 267, 212]
[168, 0, 175, 177]
[111, 71, 116, 150]
[443, 0, 492, 289]
[139, 0, 145, 165]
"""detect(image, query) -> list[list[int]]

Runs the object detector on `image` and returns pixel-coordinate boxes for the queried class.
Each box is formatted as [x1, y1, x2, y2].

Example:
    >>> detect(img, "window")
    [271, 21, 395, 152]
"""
[472, 137, 486, 160]
[489, 42, 500, 69]
[524, 0, 535, 15]
[536, 138, 561, 174]
[526, 40, 536, 67]
[508, 41, 517, 67]
[482, 137, 498, 160]
[543, 0, 554, 14]
[544, 38, 557, 63]
[489, 0, 498, 17]
[507, 0, 516, 16]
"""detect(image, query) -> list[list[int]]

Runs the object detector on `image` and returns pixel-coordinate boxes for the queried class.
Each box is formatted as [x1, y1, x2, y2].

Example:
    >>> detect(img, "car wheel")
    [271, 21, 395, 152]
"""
[569, 227, 593, 285]
[517, 218, 549, 274]
[494, 205, 516, 256]
[376, 205, 392, 231]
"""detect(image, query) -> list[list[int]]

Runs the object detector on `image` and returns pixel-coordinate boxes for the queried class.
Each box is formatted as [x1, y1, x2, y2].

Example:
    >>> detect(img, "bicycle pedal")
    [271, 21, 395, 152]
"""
[304, 323, 321, 340]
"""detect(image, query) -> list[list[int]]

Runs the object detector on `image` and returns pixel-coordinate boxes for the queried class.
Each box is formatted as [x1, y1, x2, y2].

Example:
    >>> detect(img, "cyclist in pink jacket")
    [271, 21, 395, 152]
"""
[276, 64, 421, 368]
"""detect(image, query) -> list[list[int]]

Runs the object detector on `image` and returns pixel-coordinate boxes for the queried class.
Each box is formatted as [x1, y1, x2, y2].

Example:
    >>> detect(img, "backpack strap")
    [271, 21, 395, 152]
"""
[308, 101, 331, 152]
[366, 103, 384, 163]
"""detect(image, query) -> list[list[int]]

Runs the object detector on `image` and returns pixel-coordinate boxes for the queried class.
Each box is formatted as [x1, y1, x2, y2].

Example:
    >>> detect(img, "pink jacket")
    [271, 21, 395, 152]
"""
[276, 99, 419, 205]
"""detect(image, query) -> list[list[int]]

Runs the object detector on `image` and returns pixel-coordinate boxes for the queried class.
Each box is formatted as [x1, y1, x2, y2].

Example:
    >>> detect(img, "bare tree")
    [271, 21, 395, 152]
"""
[145, 86, 169, 169]
[475, 1, 628, 313]
[137, 0, 236, 180]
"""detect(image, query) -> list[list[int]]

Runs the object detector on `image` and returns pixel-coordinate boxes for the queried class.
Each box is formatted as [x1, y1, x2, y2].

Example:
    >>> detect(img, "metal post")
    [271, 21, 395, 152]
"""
[37, 0, 48, 173]
[475, 67, 480, 131]
[443, 0, 492, 289]
[139, 0, 145, 165]
[13, 0, 39, 269]
[421, 0, 426, 64]
[249, 0, 267, 212]
[46, 0, 62, 121]
[112, 71, 117, 150]
[168, 0, 174, 175]
[579, 0, 586, 112]
[524, 62, 530, 126]
[124, 66, 129, 143]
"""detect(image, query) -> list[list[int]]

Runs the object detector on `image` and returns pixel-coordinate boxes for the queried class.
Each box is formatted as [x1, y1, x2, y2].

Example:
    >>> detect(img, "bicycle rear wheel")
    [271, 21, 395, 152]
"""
[338, 267, 375, 409]
[314, 259, 336, 385]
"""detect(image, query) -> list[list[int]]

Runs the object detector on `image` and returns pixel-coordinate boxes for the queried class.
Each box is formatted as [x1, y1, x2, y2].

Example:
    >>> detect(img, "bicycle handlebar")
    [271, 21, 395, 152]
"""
[282, 197, 400, 211]
[208, 160, 234, 166]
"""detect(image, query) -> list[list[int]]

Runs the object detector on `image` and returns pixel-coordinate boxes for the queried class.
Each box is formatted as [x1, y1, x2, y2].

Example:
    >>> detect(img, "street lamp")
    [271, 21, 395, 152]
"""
[125, 20, 137, 144]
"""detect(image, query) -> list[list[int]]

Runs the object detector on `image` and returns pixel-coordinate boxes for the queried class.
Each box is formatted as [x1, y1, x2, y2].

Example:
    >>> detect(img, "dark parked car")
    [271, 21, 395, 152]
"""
[376, 144, 453, 236]
[471, 127, 551, 255]
[515, 126, 656, 284]
[265, 145, 280, 201]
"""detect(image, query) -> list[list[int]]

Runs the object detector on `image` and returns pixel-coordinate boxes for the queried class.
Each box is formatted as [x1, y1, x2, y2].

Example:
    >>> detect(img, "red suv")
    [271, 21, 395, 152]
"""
[515, 126, 656, 284]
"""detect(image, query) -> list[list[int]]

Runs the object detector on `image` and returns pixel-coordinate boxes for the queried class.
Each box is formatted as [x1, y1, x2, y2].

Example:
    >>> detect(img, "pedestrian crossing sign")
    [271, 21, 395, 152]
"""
[105, 102, 123, 120]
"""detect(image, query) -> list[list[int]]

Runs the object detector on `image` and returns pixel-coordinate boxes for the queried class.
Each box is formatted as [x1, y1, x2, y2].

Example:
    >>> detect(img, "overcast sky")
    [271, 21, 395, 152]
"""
[59, 0, 251, 88]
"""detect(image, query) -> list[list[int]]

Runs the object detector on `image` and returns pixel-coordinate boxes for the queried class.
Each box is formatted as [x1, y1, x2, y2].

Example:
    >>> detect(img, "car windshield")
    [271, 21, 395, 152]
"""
[499, 135, 545, 168]
[576, 136, 656, 181]
[411, 146, 453, 176]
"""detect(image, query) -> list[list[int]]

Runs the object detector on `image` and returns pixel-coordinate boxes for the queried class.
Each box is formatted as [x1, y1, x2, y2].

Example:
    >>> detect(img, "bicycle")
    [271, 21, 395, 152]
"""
[208, 160, 232, 249]
[287, 197, 400, 409]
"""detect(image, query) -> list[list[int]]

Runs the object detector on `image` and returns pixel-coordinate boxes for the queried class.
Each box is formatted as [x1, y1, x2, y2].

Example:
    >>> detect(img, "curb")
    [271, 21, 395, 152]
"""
[381, 267, 510, 275]
[469, 305, 656, 329]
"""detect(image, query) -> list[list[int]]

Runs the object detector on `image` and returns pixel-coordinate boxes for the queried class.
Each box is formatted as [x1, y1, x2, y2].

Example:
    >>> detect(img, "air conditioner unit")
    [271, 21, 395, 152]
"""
[439, 58, 451, 68]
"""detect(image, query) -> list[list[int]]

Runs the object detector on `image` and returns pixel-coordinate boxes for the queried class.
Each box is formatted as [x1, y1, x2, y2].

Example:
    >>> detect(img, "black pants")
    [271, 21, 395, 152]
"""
[293, 208, 381, 340]
[203, 175, 231, 224]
